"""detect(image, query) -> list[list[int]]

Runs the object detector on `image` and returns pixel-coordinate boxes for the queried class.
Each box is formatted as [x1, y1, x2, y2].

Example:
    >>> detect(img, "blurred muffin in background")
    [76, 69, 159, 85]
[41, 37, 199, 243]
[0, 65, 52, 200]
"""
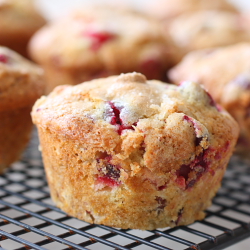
[168, 10, 250, 54]
[142, 0, 238, 21]
[169, 43, 250, 155]
[29, 6, 179, 93]
[0, 0, 46, 57]
[0, 46, 44, 172]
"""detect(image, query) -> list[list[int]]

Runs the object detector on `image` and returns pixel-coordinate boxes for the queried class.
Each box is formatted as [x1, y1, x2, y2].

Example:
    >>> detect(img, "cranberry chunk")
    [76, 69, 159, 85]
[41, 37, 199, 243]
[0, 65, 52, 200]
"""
[84, 30, 116, 50]
[183, 115, 204, 146]
[106, 102, 136, 135]
[102, 163, 120, 180]
[175, 208, 184, 225]
[97, 176, 120, 187]
[205, 91, 221, 111]
[0, 54, 8, 63]
[176, 149, 210, 189]
[158, 185, 167, 191]
[176, 164, 191, 181]
[96, 155, 121, 187]
[214, 141, 230, 160]
[155, 196, 166, 210]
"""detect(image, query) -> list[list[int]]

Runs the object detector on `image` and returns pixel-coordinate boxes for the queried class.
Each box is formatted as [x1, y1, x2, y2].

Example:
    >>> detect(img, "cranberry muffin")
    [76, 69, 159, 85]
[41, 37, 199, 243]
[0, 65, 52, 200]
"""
[169, 43, 250, 154]
[168, 11, 250, 54]
[0, 0, 46, 57]
[142, 0, 238, 21]
[29, 7, 179, 93]
[32, 72, 238, 230]
[0, 46, 44, 172]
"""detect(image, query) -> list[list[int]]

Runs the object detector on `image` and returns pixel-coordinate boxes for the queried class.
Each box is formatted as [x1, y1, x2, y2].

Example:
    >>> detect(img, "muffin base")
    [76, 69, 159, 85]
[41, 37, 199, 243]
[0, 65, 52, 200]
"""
[0, 106, 33, 173]
[37, 126, 232, 230]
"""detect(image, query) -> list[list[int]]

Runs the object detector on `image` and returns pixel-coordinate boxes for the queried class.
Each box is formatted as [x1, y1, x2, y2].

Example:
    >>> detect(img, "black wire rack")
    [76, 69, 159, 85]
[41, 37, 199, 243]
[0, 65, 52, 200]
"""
[0, 130, 249, 250]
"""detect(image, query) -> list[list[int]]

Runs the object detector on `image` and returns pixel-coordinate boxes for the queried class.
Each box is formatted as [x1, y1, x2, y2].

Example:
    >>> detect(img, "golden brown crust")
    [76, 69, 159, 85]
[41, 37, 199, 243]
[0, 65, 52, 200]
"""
[32, 73, 239, 229]
[169, 43, 250, 153]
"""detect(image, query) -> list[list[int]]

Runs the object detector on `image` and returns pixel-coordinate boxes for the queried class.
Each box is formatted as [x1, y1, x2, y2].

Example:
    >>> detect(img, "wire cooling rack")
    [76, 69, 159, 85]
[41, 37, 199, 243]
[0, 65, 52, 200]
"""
[0, 130, 249, 250]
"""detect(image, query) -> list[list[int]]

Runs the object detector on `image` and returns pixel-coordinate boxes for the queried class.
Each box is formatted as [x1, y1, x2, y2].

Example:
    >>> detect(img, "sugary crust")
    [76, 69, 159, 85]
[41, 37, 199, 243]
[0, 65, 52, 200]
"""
[0, 46, 44, 111]
[29, 7, 179, 93]
[0, 0, 46, 56]
[142, 0, 238, 21]
[169, 43, 250, 153]
[168, 11, 250, 53]
[32, 73, 239, 229]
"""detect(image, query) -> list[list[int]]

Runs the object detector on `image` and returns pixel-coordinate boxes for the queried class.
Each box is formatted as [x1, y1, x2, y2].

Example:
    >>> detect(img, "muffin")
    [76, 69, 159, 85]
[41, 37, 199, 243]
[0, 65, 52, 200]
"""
[0, 0, 46, 57]
[0, 46, 44, 172]
[169, 43, 250, 154]
[29, 7, 179, 93]
[168, 11, 250, 54]
[32, 72, 239, 230]
[142, 0, 238, 21]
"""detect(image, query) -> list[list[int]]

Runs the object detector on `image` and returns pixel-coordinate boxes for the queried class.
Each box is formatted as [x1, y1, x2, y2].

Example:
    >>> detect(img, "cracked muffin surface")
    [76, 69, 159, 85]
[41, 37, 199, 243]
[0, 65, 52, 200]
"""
[32, 72, 239, 229]
[169, 43, 250, 155]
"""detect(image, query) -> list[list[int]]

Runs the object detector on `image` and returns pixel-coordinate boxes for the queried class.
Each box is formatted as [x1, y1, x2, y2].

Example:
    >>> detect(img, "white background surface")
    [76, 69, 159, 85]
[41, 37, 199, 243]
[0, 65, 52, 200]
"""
[34, 0, 250, 21]
[28, 1, 250, 249]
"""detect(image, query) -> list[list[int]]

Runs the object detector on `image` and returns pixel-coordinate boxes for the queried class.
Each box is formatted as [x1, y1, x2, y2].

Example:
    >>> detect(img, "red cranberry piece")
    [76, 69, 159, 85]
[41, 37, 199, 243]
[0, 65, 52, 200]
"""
[214, 141, 230, 160]
[155, 196, 166, 210]
[176, 149, 209, 189]
[96, 155, 121, 187]
[0, 54, 8, 63]
[84, 30, 116, 50]
[107, 102, 136, 135]
[176, 164, 191, 181]
[158, 185, 167, 191]
[96, 152, 111, 163]
[175, 208, 184, 225]
[103, 163, 120, 180]
[97, 176, 120, 187]
[205, 91, 221, 111]
[175, 176, 186, 189]
[183, 115, 203, 146]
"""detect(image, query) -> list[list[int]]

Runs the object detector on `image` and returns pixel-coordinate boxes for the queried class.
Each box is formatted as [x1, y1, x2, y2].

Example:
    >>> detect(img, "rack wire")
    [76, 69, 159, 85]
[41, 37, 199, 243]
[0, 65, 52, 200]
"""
[0, 130, 249, 250]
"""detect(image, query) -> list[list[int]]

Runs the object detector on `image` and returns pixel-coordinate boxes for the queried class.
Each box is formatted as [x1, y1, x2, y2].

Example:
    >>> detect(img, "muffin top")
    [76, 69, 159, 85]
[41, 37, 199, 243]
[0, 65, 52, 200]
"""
[0, 0, 45, 36]
[29, 7, 177, 72]
[169, 43, 250, 109]
[32, 73, 239, 174]
[142, 0, 238, 21]
[168, 11, 250, 52]
[0, 46, 44, 111]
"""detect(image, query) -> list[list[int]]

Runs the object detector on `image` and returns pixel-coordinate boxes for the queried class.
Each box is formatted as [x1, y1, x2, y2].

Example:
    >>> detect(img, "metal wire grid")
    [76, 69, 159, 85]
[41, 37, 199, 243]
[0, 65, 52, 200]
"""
[0, 132, 249, 250]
